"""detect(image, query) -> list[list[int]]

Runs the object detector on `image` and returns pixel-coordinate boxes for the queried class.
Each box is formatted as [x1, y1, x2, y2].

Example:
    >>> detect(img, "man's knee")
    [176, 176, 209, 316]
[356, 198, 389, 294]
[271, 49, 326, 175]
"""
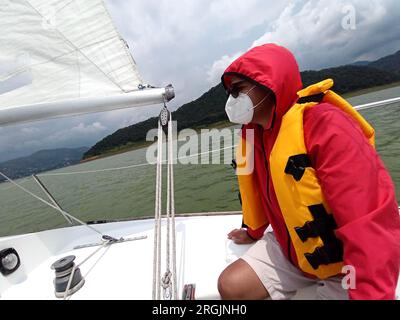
[218, 268, 246, 300]
[218, 259, 269, 300]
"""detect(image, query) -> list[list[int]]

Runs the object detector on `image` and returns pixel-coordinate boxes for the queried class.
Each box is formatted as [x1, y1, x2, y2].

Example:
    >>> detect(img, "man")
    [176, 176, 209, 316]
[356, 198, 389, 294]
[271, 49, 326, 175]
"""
[218, 43, 400, 300]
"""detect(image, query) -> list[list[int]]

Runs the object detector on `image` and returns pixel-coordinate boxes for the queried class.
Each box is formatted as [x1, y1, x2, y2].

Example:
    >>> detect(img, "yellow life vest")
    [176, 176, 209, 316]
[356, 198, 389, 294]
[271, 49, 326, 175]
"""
[237, 79, 375, 279]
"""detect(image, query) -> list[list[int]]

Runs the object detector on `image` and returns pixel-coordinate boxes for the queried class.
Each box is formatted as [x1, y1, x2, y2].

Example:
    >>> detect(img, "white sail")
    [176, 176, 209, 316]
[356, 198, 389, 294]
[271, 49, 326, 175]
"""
[0, 0, 143, 105]
[0, 0, 173, 125]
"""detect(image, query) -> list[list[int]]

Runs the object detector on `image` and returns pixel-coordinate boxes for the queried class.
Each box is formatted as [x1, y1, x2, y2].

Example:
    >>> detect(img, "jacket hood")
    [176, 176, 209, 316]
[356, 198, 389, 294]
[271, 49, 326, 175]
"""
[221, 43, 303, 121]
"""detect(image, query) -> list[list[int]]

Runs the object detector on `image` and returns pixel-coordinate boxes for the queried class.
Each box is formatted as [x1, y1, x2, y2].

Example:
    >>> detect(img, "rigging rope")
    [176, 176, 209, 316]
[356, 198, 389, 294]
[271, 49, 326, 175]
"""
[152, 107, 178, 300]
[0, 171, 104, 237]
[36, 145, 237, 177]
[51, 223, 148, 299]
[169, 113, 178, 300]
[156, 120, 163, 300]
[63, 234, 149, 300]
[152, 119, 163, 300]
[161, 112, 178, 300]
[164, 114, 172, 300]
[63, 242, 108, 300]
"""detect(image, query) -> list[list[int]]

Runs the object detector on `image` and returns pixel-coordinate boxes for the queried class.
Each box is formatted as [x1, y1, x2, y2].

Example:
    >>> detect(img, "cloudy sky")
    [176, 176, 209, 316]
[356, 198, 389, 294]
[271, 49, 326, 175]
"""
[0, 0, 400, 162]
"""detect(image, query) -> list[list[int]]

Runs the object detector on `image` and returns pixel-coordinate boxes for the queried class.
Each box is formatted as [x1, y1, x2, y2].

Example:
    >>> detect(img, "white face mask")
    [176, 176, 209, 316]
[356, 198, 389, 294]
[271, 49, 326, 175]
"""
[225, 86, 270, 124]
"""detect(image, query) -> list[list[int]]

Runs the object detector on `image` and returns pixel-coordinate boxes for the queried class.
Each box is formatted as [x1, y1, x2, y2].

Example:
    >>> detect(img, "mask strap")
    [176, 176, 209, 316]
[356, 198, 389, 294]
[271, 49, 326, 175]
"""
[251, 92, 271, 110]
[245, 85, 256, 96]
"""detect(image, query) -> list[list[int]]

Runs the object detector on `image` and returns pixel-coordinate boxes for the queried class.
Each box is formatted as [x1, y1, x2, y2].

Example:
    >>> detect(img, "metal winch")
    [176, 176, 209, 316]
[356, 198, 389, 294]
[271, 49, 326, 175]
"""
[51, 255, 84, 298]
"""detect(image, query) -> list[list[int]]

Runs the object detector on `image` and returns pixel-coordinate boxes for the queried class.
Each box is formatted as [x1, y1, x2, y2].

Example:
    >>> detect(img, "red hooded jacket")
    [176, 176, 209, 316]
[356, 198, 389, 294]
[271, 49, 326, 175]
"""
[222, 43, 400, 300]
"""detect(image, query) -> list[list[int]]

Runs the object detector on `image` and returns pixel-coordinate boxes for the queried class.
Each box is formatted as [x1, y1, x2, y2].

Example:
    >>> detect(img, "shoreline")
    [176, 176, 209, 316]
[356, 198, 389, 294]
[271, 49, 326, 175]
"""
[342, 81, 400, 98]
[81, 120, 237, 162]
[82, 81, 400, 163]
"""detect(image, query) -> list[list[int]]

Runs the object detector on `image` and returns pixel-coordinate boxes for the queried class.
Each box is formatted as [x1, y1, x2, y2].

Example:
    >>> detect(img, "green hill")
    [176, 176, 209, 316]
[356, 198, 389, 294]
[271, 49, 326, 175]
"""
[301, 65, 399, 93]
[369, 50, 400, 75]
[83, 50, 400, 159]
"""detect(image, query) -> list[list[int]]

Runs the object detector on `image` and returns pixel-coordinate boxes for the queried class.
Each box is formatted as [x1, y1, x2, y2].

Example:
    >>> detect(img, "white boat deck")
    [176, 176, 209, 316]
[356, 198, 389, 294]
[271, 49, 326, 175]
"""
[0, 214, 398, 300]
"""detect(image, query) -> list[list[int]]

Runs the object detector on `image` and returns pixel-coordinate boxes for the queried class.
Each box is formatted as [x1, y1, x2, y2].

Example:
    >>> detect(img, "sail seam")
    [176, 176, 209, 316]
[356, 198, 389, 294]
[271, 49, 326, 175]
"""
[24, 0, 128, 93]
[99, 0, 143, 84]
[0, 36, 121, 81]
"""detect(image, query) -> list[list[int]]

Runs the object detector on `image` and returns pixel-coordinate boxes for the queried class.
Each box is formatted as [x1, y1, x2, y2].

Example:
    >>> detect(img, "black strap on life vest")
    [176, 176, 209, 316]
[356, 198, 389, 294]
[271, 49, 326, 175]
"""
[231, 159, 243, 207]
[295, 204, 343, 270]
[285, 154, 312, 181]
[231, 159, 237, 170]
[295, 204, 337, 242]
[297, 92, 325, 104]
[304, 241, 343, 270]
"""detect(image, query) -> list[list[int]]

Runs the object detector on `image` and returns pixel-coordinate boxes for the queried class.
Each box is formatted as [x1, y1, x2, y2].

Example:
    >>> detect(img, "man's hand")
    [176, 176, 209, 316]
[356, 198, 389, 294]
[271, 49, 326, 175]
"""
[227, 228, 256, 245]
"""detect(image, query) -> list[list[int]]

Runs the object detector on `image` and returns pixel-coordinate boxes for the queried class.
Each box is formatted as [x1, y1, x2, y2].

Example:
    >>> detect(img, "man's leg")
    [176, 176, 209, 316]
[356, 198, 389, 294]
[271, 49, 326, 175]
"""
[218, 258, 270, 300]
[218, 232, 317, 300]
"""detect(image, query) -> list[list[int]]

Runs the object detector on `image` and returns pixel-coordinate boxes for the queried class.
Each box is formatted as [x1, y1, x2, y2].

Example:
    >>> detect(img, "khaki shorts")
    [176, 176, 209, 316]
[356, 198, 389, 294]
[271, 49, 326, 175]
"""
[241, 232, 348, 300]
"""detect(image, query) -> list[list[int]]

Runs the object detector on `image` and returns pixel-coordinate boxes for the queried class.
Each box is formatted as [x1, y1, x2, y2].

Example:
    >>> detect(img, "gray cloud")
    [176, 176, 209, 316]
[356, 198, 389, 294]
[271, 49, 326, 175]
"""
[208, 0, 400, 81]
[105, 0, 290, 106]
